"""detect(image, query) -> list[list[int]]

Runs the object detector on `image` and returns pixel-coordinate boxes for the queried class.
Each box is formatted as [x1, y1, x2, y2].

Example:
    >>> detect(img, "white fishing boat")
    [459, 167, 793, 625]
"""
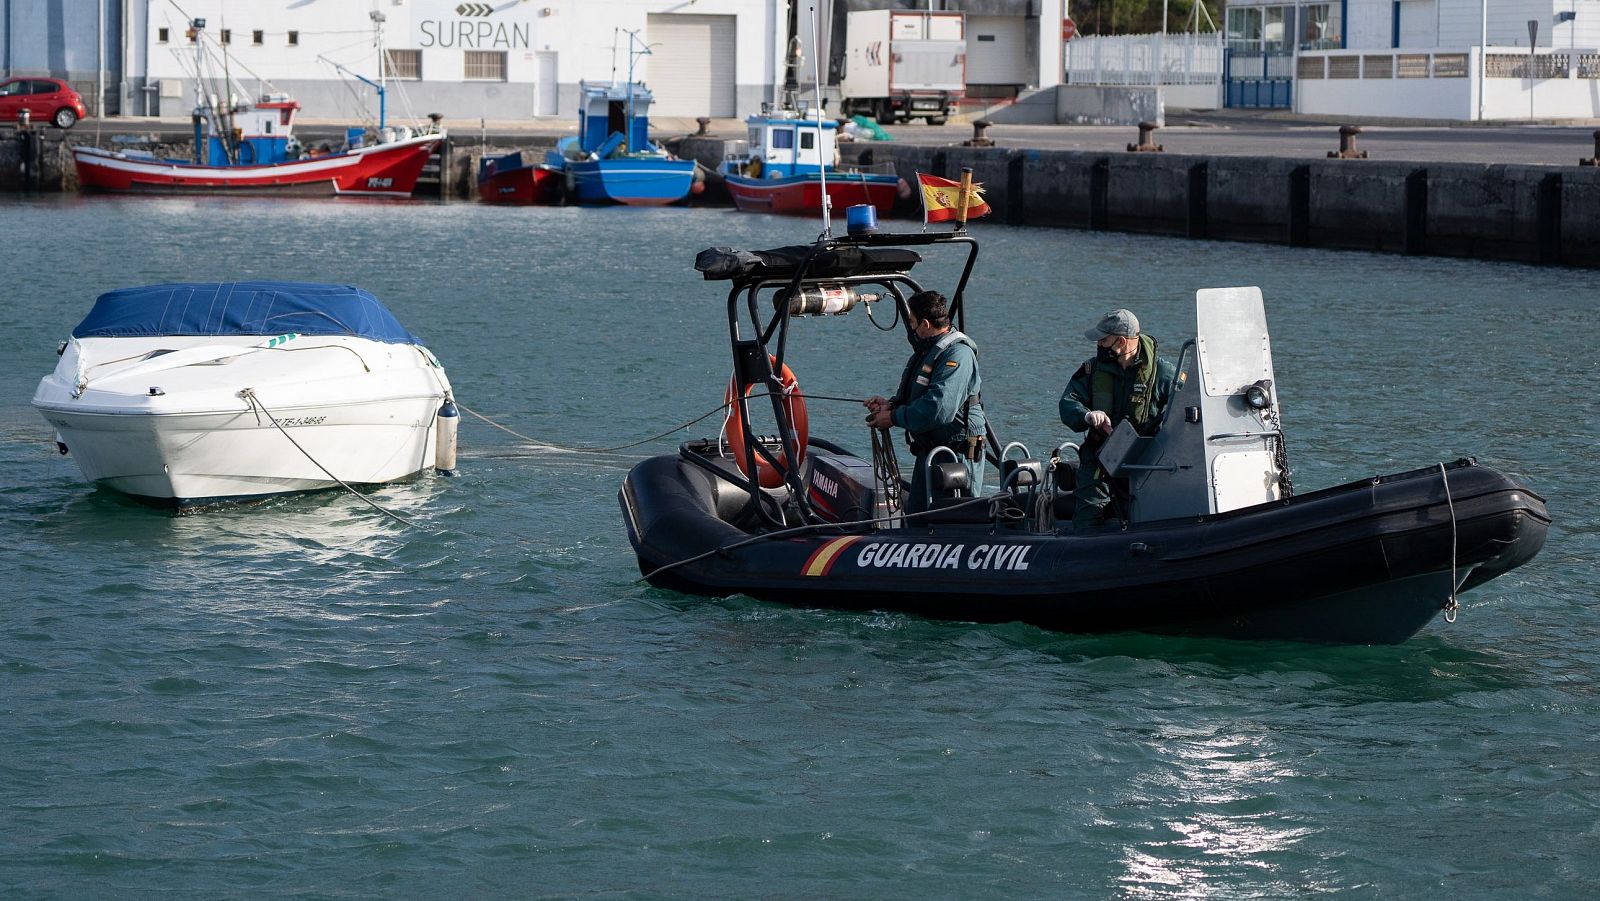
[32, 281, 458, 508]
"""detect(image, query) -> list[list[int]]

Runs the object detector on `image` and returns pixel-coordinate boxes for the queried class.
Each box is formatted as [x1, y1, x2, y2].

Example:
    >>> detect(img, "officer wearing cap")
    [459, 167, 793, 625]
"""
[1059, 308, 1176, 533]
[865, 290, 986, 514]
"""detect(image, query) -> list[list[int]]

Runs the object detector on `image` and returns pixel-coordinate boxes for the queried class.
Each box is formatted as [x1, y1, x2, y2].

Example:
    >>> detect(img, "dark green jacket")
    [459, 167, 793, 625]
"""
[892, 329, 984, 451]
[1059, 334, 1177, 436]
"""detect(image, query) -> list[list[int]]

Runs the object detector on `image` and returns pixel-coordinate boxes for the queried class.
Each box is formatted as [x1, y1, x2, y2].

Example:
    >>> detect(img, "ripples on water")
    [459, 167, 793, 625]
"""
[2, 197, 1596, 897]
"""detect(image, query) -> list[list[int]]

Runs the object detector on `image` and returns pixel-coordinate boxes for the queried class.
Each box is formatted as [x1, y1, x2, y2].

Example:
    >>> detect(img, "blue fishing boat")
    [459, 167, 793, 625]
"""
[721, 109, 901, 216]
[720, 4, 901, 217]
[545, 80, 698, 206]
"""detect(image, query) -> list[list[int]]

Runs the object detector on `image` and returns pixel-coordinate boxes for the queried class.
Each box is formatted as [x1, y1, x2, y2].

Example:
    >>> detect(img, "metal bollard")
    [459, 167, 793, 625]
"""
[1580, 129, 1600, 167]
[1126, 121, 1163, 153]
[695, 117, 712, 137]
[1329, 124, 1369, 159]
[962, 119, 995, 148]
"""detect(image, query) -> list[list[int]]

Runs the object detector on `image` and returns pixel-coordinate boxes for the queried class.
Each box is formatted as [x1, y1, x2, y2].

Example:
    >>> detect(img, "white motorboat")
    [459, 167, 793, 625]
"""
[32, 281, 457, 508]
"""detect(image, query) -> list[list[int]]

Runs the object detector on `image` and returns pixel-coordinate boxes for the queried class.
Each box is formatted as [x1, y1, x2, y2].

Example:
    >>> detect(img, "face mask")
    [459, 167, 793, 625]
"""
[1096, 342, 1121, 363]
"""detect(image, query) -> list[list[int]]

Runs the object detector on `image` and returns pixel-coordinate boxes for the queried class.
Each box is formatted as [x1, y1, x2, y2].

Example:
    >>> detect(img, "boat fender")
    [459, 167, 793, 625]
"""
[723, 357, 808, 489]
[435, 399, 459, 475]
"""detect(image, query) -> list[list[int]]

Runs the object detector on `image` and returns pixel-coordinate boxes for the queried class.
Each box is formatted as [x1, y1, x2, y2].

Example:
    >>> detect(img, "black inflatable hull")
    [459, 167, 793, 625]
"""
[620, 454, 1549, 644]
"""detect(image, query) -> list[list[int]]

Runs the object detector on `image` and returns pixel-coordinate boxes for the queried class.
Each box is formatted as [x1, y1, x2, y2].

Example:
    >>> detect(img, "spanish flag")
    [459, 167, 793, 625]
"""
[918, 171, 991, 226]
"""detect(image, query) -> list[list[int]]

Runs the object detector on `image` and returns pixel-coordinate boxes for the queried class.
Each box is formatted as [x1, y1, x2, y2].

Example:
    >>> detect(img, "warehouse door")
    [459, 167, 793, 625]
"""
[646, 13, 737, 117]
[966, 15, 1028, 86]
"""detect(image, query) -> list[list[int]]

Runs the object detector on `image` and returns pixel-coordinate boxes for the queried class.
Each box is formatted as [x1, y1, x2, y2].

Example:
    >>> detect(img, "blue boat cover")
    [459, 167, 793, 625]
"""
[71, 281, 422, 344]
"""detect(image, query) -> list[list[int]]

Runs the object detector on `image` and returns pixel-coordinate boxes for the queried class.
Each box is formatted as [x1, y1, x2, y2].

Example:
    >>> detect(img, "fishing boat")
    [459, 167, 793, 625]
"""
[32, 281, 457, 509]
[618, 226, 1549, 644]
[73, 15, 441, 198]
[477, 151, 562, 204]
[545, 79, 697, 206]
[719, 3, 901, 216]
[721, 110, 901, 216]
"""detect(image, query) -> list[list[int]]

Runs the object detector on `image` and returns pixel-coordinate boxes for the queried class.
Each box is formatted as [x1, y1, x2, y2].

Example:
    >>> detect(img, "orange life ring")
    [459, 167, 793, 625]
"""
[722, 357, 808, 489]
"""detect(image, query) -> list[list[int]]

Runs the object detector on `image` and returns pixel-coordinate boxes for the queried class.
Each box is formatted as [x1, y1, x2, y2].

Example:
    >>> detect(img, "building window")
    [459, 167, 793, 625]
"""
[158, 27, 169, 43]
[287, 31, 299, 47]
[1300, 4, 1343, 50]
[253, 30, 264, 46]
[385, 49, 422, 81]
[1226, 7, 1263, 53]
[464, 50, 506, 81]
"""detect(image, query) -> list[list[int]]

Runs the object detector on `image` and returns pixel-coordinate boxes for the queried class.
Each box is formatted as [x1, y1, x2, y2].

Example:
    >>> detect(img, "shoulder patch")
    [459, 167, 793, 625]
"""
[945, 360, 960, 368]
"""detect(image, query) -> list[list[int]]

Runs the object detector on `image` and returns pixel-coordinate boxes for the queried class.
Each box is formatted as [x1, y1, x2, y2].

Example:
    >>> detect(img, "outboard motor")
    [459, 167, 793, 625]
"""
[802, 452, 886, 526]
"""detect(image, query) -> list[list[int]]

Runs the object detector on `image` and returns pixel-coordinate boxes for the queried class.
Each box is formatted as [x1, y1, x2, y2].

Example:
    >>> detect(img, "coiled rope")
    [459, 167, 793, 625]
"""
[870, 427, 903, 515]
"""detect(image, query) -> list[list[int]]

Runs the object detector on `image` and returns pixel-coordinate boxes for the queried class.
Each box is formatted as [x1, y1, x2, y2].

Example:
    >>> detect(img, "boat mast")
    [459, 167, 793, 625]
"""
[218, 9, 238, 163]
[187, 16, 208, 164]
[624, 30, 648, 154]
[781, 1, 801, 111]
[371, 9, 388, 130]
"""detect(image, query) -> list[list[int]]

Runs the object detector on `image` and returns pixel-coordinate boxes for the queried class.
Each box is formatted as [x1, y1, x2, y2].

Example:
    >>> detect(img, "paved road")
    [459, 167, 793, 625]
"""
[59, 111, 1600, 167]
[880, 114, 1600, 167]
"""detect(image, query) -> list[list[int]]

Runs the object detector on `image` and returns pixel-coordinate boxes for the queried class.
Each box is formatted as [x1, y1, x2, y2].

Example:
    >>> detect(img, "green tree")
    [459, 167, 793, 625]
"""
[1075, 0, 1217, 37]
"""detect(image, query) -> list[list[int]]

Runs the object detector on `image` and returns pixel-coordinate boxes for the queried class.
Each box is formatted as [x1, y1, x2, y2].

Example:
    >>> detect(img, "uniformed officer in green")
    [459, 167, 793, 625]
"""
[1059, 308, 1176, 533]
[865, 290, 986, 514]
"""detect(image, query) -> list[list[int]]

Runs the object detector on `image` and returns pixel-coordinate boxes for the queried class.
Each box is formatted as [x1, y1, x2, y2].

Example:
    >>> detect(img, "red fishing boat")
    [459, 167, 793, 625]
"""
[73, 16, 440, 198]
[476, 152, 563, 204]
[73, 129, 441, 197]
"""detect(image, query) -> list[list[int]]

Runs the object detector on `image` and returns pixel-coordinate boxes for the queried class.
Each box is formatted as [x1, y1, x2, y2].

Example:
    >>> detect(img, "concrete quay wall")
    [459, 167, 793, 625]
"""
[833, 143, 1600, 269]
[8, 130, 1598, 269]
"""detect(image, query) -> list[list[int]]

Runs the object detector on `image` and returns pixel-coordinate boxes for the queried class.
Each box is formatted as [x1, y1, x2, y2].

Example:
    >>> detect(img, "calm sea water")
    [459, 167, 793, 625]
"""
[2, 196, 1597, 898]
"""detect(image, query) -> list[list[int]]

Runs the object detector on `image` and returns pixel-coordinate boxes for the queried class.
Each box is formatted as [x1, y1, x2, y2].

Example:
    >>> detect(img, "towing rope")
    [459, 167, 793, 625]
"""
[458, 391, 871, 455]
[239, 388, 437, 532]
[1440, 462, 1459, 623]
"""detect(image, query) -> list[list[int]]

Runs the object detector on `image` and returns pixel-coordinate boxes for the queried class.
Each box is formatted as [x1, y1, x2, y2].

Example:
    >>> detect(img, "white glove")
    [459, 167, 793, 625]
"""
[1084, 410, 1111, 433]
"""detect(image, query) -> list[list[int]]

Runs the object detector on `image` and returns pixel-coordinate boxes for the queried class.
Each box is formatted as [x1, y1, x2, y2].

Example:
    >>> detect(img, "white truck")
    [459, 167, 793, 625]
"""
[839, 9, 965, 125]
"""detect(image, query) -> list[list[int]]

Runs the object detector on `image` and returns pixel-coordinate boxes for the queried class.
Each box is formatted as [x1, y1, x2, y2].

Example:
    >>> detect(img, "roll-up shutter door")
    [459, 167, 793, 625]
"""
[965, 15, 1029, 85]
[646, 13, 736, 117]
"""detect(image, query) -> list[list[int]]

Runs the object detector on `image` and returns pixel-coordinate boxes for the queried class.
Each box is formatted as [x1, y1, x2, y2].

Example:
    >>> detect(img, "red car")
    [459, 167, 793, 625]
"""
[0, 77, 87, 129]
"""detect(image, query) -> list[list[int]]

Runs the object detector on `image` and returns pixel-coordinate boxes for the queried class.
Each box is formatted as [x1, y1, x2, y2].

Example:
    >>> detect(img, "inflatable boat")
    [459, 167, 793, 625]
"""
[619, 231, 1549, 644]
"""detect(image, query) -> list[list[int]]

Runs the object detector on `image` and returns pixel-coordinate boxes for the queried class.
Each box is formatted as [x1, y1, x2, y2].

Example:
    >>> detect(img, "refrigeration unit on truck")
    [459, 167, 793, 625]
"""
[840, 9, 965, 124]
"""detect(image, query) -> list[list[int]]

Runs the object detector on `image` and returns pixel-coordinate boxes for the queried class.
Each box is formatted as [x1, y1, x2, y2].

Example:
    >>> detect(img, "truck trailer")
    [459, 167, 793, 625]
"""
[839, 9, 965, 125]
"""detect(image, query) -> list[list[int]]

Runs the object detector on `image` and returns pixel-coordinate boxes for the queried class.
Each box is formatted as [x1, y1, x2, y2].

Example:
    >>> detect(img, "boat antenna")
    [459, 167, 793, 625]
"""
[811, 3, 831, 238]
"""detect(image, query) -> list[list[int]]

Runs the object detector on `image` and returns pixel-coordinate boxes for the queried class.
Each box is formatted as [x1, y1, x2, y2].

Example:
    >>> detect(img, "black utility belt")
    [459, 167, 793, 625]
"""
[910, 434, 985, 462]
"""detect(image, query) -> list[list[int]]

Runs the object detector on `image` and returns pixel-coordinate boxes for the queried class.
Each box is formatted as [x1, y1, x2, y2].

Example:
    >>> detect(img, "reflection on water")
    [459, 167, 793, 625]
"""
[1117, 725, 1315, 899]
[1, 197, 1597, 898]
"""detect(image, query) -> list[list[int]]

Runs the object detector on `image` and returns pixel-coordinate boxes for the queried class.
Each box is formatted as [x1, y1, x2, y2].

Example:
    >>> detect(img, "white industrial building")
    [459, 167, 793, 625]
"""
[1223, 0, 1600, 118]
[3, 1, 1068, 123]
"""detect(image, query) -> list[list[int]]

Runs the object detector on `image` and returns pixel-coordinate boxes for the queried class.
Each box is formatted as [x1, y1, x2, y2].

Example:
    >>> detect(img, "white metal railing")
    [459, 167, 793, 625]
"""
[1065, 32, 1224, 86]
[1299, 47, 1600, 81]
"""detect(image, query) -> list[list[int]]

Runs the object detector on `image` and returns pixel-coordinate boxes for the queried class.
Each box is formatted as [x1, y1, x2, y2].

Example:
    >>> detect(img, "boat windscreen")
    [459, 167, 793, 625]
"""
[71, 281, 423, 344]
[695, 245, 921, 283]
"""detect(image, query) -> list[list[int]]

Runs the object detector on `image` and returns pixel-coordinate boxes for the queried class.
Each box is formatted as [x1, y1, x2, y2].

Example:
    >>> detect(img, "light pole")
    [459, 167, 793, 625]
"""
[1478, 0, 1487, 121]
